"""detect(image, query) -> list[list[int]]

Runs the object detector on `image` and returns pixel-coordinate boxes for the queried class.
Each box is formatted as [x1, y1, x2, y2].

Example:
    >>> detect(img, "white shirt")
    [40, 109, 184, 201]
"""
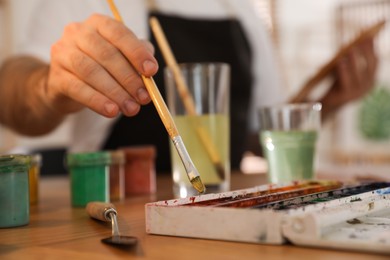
[20, 0, 287, 152]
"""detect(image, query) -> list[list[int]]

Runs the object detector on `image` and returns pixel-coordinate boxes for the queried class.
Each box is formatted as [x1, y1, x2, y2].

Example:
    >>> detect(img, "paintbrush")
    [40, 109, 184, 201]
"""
[106, 0, 205, 193]
[149, 16, 226, 181]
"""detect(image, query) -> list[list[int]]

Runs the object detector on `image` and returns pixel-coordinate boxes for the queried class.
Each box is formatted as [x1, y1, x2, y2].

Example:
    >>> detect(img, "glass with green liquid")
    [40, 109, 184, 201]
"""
[258, 103, 322, 184]
[165, 63, 231, 198]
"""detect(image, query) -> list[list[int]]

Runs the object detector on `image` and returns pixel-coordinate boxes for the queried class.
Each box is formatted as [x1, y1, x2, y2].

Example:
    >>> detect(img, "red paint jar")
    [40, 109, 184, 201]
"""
[119, 146, 156, 195]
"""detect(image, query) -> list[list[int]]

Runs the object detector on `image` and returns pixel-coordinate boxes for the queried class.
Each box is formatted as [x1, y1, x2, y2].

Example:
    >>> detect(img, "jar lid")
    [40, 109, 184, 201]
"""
[0, 154, 31, 173]
[119, 146, 156, 160]
[30, 153, 42, 166]
[110, 150, 125, 165]
[66, 151, 112, 167]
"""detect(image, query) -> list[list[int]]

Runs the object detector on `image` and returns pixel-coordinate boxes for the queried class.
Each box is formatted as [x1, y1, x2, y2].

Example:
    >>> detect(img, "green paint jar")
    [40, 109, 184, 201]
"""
[66, 151, 111, 207]
[0, 154, 31, 228]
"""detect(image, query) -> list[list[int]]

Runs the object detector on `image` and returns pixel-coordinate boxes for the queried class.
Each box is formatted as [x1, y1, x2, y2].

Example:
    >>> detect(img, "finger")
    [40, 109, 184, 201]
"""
[348, 48, 375, 97]
[141, 39, 155, 54]
[335, 55, 355, 92]
[54, 69, 122, 118]
[361, 38, 378, 79]
[51, 36, 142, 117]
[86, 14, 158, 76]
[73, 24, 151, 105]
[352, 47, 374, 92]
[71, 53, 143, 116]
[349, 50, 366, 87]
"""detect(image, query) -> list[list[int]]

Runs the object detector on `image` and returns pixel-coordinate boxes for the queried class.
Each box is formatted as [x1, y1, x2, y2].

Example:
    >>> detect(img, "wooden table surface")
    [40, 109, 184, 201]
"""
[0, 172, 388, 259]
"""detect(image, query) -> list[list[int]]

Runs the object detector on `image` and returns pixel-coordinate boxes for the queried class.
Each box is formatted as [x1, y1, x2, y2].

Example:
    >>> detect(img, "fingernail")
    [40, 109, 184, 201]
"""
[137, 87, 150, 103]
[124, 99, 140, 115]
[104, 103, 117, 116]
[142, 60, 157, 74]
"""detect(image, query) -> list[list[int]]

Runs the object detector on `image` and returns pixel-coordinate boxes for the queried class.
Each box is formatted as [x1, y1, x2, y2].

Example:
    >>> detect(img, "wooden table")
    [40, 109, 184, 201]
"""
[0, 172, 388, 259]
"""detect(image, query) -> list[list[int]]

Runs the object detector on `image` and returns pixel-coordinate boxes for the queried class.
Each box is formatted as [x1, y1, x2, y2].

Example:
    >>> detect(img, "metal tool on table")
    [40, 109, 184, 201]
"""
[86, 201, 138, 246]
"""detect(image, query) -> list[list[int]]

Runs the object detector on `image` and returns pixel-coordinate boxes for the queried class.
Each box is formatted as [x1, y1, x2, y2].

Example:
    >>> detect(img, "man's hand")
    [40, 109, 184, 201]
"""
[46, 13, 158, 118]
[320, 36, 378, 117]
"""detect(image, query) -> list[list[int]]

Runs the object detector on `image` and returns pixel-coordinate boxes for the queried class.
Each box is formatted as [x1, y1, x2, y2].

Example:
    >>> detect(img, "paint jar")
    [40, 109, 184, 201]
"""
[0, 154, 31, 228]
[66, 151, 110, 207]
[29, 153, 42, 205]
[109, 150, 125, 201]
[120, 146, 156, 195]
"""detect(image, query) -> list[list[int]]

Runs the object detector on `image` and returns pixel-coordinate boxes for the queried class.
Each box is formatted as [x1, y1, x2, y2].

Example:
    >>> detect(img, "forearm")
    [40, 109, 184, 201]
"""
[0, 56, 65, 136]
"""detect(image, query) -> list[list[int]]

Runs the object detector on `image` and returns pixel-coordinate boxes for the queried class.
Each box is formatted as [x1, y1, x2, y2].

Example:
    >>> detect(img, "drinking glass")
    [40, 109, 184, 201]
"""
[258, 103, 322, 183]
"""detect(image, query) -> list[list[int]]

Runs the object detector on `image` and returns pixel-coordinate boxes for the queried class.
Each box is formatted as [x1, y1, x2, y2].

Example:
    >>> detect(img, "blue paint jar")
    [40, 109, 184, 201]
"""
[0, 154, 31, 228]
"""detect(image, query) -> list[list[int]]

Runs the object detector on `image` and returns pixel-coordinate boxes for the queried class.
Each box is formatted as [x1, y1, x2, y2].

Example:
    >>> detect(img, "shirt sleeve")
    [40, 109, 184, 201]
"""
[17, 0, 107, 61]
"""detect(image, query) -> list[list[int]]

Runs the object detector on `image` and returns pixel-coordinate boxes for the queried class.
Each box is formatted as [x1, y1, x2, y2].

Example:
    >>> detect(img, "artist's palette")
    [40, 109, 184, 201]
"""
[145, 180, 390, 254]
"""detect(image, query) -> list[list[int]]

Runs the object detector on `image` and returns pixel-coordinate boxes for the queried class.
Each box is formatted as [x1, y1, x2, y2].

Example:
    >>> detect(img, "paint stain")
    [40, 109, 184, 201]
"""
[253, 182, 390, 211]
[179, 182, 390, 211]
[347, 218, 363, 224]
[350, 197, 362, 202]
[257, 233, 267, 242]
[187, 181, 342, 207]
[349, 233, 358, 239]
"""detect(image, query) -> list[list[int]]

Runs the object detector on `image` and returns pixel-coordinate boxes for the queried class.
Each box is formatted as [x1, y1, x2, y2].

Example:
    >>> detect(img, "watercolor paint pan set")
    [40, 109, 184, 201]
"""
[145, 180, 390, 254]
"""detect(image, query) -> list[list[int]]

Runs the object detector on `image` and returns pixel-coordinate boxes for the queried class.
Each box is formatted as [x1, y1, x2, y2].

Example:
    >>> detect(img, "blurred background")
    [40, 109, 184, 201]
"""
[1, 0, 389, 179]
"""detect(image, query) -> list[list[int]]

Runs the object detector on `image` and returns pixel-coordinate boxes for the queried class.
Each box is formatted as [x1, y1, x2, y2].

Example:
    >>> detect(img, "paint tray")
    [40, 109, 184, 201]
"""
[145, 180, 390, 254]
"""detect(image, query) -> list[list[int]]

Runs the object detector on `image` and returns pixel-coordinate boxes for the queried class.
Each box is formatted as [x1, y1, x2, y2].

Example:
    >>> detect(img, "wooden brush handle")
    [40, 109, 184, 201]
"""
[149, 16, 197, 116]
[141, 75, 179, 138]
[86, 201, 117, 222]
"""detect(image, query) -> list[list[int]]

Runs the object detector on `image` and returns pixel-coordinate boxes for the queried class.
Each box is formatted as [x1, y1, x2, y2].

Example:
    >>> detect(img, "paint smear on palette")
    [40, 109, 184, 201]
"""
[252, 182, 390, 210]
[183, 181, 390, 209]
[186, 180, 343, 208]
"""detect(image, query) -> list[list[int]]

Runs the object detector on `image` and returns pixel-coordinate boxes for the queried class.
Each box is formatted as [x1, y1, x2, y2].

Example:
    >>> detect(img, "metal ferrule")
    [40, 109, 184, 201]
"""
[172, 136, 200, 180]
[104, 208, 117, 221]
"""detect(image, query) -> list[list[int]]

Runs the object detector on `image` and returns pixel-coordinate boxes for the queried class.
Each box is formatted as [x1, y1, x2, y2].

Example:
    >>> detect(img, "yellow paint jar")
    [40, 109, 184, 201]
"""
[109, 150, 125, 201]
[28, 154, 42, 205]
